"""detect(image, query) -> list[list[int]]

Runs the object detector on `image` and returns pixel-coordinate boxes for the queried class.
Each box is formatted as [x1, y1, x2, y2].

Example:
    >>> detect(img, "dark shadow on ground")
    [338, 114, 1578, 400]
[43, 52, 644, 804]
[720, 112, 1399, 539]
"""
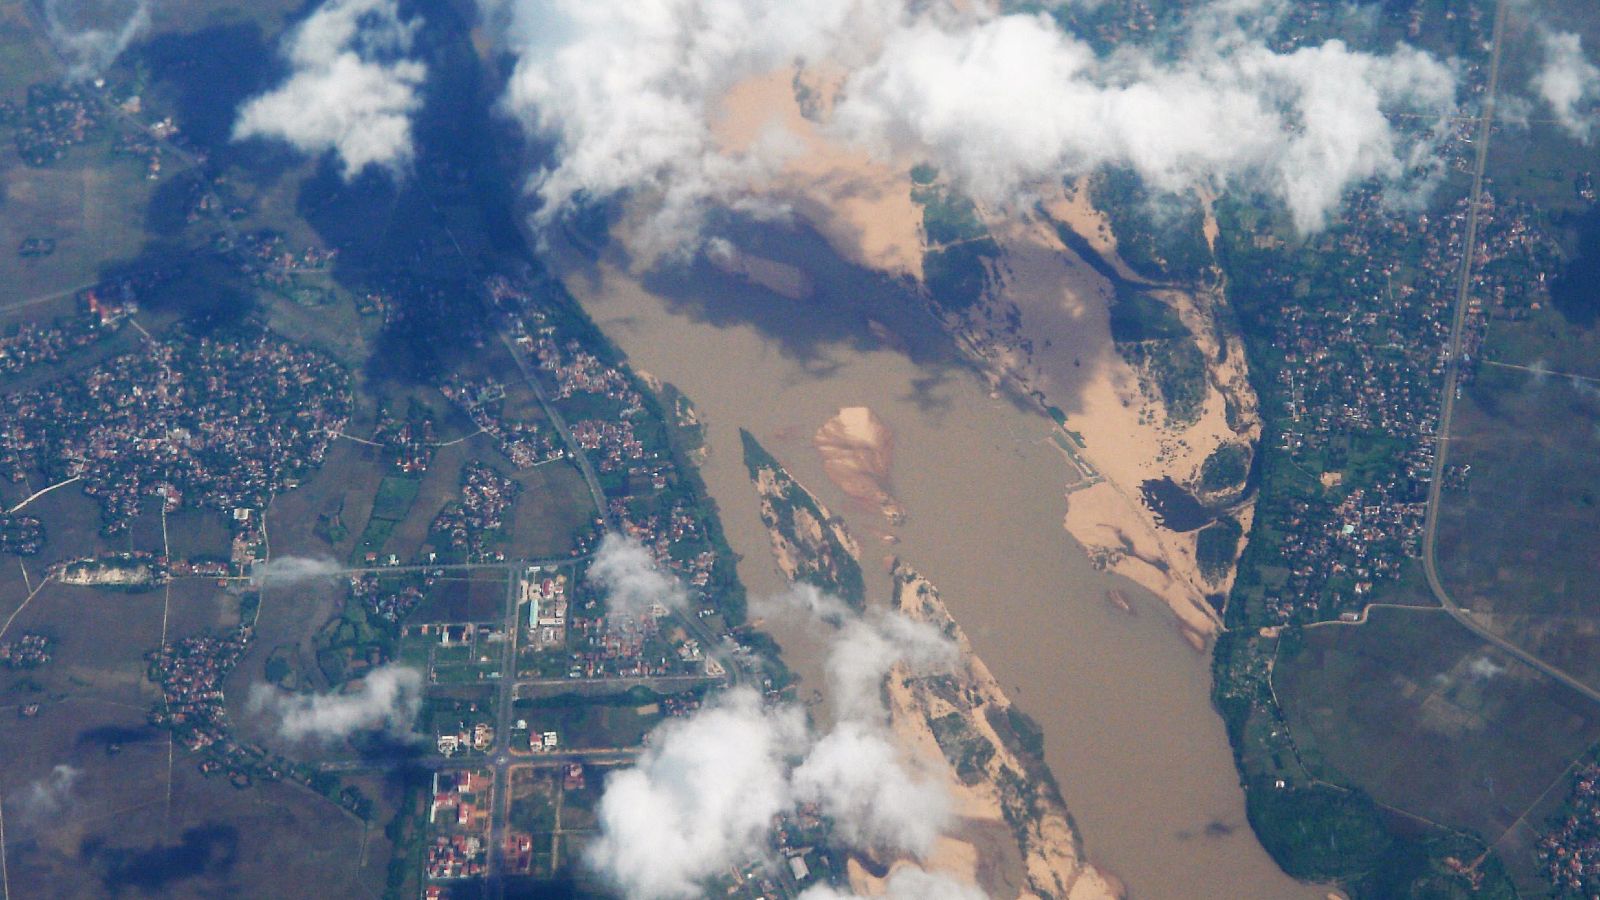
[81, 823, 240, 895]
[1552, 204, 1600, 327]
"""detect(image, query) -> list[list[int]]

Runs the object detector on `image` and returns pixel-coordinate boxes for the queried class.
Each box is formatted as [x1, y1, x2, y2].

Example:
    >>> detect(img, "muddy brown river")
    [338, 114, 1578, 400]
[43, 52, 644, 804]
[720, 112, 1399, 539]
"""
[553, 222, 1322, 900]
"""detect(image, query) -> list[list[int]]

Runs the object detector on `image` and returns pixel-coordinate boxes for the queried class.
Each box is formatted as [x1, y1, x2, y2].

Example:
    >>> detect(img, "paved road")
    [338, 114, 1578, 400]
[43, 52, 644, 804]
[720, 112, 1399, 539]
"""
[315, 747, 640, 776]
[483, 562, 525, 899]
[1418, 0, 1600, 707]
[512, 673, 720, 696]
[497, 328, 611, 525]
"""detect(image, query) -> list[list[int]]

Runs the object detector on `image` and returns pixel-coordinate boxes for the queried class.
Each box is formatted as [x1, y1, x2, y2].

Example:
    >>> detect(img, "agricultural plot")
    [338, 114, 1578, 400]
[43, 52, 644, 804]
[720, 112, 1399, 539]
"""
[1274, 607, 1600, 886]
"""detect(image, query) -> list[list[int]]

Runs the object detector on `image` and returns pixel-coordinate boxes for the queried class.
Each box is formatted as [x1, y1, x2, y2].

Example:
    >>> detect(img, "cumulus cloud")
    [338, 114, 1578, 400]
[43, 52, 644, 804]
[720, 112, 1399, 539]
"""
[587, 533, 689, 618]
[44, 0, 150, 81]
[798, 867, 989, 900]
[234, 0, 427, 178]
[1532, 30, 1600, 143]
[249, 663, 423, 743]
[490, 0, 902, 254]
[1467, 656, 1506, 680]
[17, 764, 82, 823]
[251, 555, 342, 586]
[587, 688, 806, 899]
[756, 584, 955, 722]
[586, 586, 962, 898]
[792, 722, 950, 855]
[836, 14, 1455, 233]
[488, 0, 1457, 247]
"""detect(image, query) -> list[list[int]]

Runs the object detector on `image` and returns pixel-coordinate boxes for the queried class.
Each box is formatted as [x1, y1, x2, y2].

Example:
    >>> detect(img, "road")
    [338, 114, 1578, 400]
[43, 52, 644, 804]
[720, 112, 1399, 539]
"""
[511, 673, 720, 697]
[5, 475, 81, 514]
[1417, 0, 1600, 707]
[496, 328, 610, 525]
[492, 320, 747, 689]
[483, 560, 525, 900]
[315, 747, 641, 777]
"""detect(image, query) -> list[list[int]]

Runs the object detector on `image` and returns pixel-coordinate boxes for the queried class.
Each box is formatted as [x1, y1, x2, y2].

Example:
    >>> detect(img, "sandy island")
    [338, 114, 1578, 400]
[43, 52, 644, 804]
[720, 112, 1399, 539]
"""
[710, 64, 1258, 646]
[740, 448, 1121, 899]
[881, 562, 1124, 900]
[813, 406, 906, 527]
[933, 179, 1258, 647]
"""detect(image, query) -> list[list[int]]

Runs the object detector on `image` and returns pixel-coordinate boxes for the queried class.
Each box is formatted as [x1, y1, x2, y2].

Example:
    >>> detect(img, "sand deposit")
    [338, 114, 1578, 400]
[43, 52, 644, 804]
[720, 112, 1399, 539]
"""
[813, 406, 906, 526]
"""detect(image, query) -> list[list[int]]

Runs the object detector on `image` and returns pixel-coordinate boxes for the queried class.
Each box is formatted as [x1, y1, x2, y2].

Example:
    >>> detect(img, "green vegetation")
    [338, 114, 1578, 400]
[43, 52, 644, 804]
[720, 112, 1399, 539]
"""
[911, 179, 1000, 312]
[349, 476, 422, 564]
[1195, 516, 1242, 582]
[1200, 443, 1250, 493]
[739, 429, 866, 608]
[1432, 344, 1600, 690]
[928, 711, 996, 785]
[1087, 168, 1212, 284]
[1103, 289, 1207, 423]
[986, 704, 1046, 760]
[314, 601, 393, 685]
[1107, 291, 1191, 343]
[514, 687, 694, 749]
[923, 241, 1000, 312]
[263, 646, 293, 687]
[1121, 332, 1207, 425]
[370, 476, 422, 522]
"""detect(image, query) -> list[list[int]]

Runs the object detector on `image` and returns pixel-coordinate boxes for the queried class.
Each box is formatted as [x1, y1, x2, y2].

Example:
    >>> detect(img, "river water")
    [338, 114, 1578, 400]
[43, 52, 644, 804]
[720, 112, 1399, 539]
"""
[553, 222, 1320, 900]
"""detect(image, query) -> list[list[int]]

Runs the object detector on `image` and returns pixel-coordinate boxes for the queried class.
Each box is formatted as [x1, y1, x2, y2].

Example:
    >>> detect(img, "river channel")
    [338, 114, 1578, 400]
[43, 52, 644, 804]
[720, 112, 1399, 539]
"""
[553, 221, 1321, 900]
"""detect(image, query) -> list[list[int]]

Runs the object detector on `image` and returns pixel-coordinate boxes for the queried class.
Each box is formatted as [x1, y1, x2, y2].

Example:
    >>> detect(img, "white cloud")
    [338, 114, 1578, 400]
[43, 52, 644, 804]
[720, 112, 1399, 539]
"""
[834, 14, 1456, 233]
[1467, 656, 1506, 680]
[44, 0, 150, 81]
[251, 555, 342, 586]
[249, 663, 423, 743]
[792, 722, 951, 856]
[233, 0, 427, 178]
[17, 764, 82, 823]
[587, 532, 689, 618]
[756, 583, 956, 722]
[487, 0, 1458, 245]
[586, 687, 806, 899]
[587, 585, 967, 897]
[1532, 30, 1600, 143]
[490, 0, 906, 255]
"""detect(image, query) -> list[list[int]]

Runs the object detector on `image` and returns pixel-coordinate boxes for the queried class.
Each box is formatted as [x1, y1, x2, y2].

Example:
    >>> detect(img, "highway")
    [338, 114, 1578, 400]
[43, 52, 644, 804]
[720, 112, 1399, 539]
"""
[315, 747, 639, 776]
[497, 327, 611, 525]
[1417, 0, 1600, 707]
[483, 563, 527, 899]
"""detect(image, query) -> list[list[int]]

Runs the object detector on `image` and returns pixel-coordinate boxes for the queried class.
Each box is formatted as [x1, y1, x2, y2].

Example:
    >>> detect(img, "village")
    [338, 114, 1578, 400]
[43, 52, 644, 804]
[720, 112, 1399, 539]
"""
[0, 305, 351, 534]
[1235, 181, 1561, 624]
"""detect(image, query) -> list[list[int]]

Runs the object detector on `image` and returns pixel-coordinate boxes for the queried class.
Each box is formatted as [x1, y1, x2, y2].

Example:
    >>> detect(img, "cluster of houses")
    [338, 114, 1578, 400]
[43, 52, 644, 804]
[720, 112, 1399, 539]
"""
[0, 632, 51, 669]
[426, 771, 490, 881]
[0, 330, 351, 534]
[0, 513, 43, 556]
[436, 722, 495, 757]
[2, 81, 103, 166]
[1252, 184, 1560, 623]
[430, 462, 519, 562]
[0, 316, 113, 377]
[520, 566, 568, 650]
[373, 409, 436, 474]
[1540, 763, 1600, 895]
[147, 627, 250, 753]
[440, 377, 563, 469]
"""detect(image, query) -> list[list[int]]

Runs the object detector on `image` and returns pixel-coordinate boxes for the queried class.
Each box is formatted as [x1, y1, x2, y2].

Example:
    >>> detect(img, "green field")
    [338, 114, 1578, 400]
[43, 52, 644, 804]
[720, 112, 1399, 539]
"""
[1430, 336, 1600, 693]
[1269, 608, 1600, 891]
[513, 687, 693, 750]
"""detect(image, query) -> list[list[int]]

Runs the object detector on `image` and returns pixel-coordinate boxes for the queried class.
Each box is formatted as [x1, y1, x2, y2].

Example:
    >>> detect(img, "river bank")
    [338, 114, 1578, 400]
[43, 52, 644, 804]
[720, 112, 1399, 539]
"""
[932, 181, 1261, 647]
[884, 561, 1124, 900]
[550, 224, 1319, 897]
